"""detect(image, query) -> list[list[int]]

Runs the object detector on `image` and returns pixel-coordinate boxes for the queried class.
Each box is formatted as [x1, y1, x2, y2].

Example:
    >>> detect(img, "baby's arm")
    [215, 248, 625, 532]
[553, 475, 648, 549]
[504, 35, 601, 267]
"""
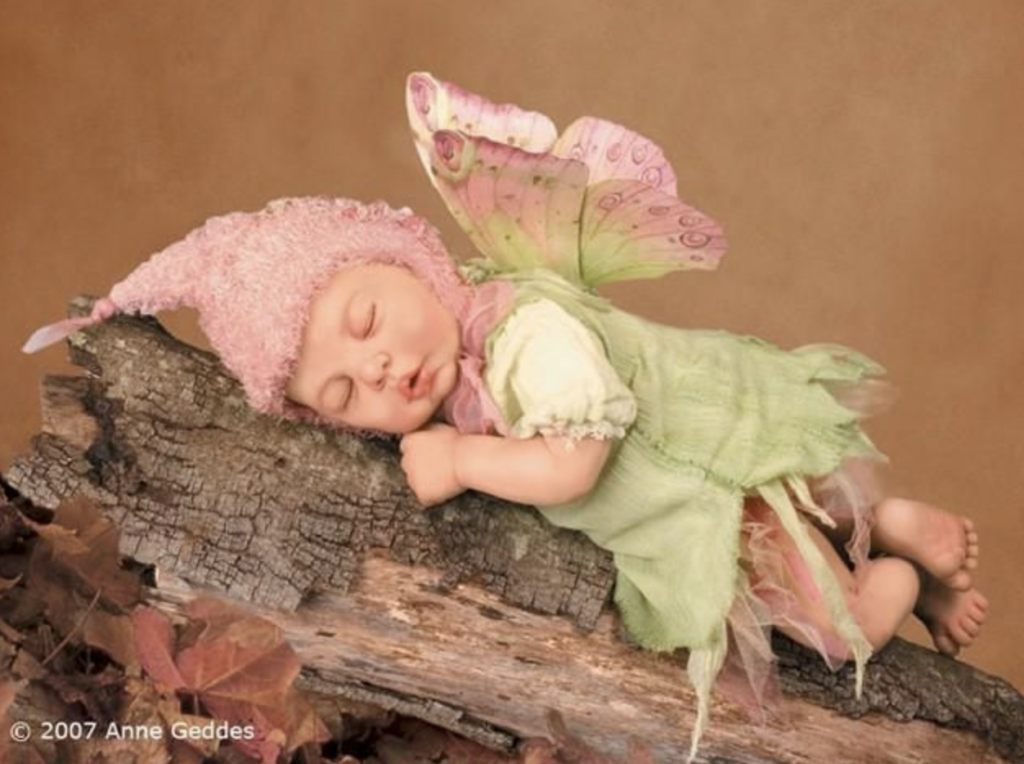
[399, 423, 611, 507]
[454, 432, 611, 506]
[401, 298, 633, 507]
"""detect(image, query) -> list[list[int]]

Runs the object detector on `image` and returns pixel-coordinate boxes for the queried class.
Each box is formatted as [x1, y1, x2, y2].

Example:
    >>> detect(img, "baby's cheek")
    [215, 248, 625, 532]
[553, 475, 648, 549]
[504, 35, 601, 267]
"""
[368, 396, 426, 435]
[407, 305, 449, 343]
[406, 399, 444, 433]
[432, 362, 459, 402]
[405, 319, 435, 345]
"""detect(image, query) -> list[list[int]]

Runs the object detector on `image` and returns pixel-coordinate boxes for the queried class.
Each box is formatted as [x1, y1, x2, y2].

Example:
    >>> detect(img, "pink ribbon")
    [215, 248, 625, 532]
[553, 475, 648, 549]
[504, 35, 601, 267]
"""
[441, 280, 515, 435]
[22, 298, 118, 354]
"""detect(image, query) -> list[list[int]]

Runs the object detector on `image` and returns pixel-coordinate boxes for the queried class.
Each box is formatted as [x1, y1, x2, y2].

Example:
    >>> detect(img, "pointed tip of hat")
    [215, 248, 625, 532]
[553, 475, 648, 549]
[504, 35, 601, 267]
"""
[22, 318, 89, 353]
[22, 299, 118, 354]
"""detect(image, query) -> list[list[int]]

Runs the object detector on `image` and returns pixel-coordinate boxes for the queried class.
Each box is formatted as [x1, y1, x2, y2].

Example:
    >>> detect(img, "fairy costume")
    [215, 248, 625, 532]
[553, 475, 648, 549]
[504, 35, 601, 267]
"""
[22, 71, 891, 764]
[408, 73, 888, 759]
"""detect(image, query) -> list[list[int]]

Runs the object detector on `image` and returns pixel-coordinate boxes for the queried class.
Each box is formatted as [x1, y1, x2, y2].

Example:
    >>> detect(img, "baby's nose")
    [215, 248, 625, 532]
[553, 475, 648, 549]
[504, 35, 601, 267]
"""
[361, 352, 390, 389]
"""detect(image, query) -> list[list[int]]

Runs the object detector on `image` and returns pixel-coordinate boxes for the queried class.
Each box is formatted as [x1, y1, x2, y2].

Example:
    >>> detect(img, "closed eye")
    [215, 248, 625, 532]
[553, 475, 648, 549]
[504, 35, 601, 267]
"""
[324, 376, 353, 414]
[363, 303, 377, 338]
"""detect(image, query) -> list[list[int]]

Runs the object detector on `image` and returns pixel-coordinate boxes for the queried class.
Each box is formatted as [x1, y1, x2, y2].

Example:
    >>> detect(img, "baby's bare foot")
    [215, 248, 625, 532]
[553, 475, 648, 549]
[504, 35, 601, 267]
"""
[914, 575, 988, 657]
[846, 557, 920, 651]
[872, 498, 979, 591]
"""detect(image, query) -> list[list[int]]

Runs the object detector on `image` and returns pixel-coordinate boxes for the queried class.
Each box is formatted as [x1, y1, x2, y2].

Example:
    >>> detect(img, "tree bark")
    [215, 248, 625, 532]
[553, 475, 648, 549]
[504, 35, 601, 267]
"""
[4, 297, 1023, 763]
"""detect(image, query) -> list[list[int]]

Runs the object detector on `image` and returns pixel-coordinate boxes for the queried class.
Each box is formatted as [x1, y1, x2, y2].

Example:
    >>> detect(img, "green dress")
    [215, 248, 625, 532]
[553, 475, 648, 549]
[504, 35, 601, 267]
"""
[480, 268, 887, 757]
[405, 72, 888, 757]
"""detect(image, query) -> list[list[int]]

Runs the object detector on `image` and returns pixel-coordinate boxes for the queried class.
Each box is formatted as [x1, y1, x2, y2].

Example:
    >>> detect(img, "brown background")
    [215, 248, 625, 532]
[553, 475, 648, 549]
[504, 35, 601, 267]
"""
[2, 2, 1021, 691]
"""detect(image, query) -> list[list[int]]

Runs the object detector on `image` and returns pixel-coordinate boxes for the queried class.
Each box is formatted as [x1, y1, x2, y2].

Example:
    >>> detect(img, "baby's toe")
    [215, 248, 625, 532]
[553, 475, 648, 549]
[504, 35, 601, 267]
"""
[947, 569, 973, 591]
[964, 558, 978, 571]
[949, 621, 975, 647]
[934, 633, 960, 657]
[962, 617, 982, 638]
[966, 610, 985, 631]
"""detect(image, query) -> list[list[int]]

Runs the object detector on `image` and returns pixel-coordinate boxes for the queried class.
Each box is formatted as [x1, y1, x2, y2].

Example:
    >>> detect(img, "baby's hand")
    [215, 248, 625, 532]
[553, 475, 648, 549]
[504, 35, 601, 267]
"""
[399, 422, 465, 507]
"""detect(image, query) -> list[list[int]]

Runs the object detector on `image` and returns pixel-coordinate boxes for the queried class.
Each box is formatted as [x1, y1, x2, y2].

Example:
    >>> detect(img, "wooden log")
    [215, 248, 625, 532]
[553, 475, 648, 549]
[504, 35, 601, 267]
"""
[5, 297, 1023, 763]
[7, 300, 614, 624]
[143, 560, 1019, 764]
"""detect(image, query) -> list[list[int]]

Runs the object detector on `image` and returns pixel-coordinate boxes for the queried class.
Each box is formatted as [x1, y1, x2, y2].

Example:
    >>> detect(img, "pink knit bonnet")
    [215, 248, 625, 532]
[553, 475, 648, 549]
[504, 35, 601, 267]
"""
[22, 197, 484, 425]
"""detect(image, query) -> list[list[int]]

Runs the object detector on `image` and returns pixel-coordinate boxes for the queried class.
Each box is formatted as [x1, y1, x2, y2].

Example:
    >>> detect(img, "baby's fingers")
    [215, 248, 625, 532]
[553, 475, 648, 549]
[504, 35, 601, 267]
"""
[400, 431, 427, 455]
[399, 452, 416, 482]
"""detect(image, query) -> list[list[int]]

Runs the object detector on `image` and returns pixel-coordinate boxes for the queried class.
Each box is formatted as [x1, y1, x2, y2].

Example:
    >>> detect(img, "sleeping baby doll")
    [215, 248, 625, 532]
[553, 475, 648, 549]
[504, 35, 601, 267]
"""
[24, 73, 986, 760]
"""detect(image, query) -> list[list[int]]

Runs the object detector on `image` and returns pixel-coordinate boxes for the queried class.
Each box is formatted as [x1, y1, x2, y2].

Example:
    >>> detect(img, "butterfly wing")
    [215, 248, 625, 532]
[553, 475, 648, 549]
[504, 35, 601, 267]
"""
[407, 72, 558, 184]
[424, 129, 588, 281]
[580, 179, 727, 286]
[552, 116, 678, 197]
[406, 73, 728, 287]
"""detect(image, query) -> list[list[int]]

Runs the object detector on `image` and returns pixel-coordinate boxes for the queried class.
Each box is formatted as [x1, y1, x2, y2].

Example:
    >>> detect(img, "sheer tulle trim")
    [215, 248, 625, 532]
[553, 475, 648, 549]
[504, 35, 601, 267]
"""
[715, 375, 892, 716]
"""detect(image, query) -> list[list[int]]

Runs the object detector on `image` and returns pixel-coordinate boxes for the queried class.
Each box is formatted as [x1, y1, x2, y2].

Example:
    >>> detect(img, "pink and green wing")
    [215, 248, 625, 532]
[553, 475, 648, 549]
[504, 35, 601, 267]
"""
[580, 179, 726, 286]
[407, 72, 558, 183]
[425, 129, 588, 281]
[552, 116, 679, 197]
[406, 72, 727, 288]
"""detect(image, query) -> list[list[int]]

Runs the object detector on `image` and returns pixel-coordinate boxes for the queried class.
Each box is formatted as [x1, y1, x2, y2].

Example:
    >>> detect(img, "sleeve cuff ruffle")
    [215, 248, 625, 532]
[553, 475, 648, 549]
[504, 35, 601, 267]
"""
[512, 418, 630, 450]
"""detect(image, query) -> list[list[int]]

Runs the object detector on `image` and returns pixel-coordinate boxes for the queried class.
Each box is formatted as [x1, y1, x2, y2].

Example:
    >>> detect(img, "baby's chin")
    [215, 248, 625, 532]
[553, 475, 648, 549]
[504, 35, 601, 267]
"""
[392, 404, 437, 433]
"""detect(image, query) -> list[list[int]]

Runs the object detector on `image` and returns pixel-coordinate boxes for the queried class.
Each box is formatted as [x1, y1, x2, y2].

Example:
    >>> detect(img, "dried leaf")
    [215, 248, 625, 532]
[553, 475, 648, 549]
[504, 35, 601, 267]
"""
[120, 674, 183, 724]
[37, 663, 116, 723]
[141, 597, 328, 758]
[0, 676, 28, 763]
[72, 734, 173, 764]
[23, 496, 142, 612]
[0, 579, 46, 632]
[180, 635, 299, 706]
[7, 743, 52, 764]
[185, 598, 291, 653]
[159, 712, 225, 759]
[0, 573, 23, 593]
[167, 739, 208, 764]
[81, 610, 140, 672]
[244, 686, 326, 749]
[296, 740, 331, 764]
[193, 656, 327, 759]
[115, 675, 213, 762]
[217, 741, 272, 764]
[12, 646, 48, 681]
[23, 564, 137, 672]
[0, 678, 26, 719]
[23, 516, 90, 554]
[25, 565, 77, 641]
[131, 606, 186, 690]
[0, 616, 25, 644]
[0, 502, 32, 553]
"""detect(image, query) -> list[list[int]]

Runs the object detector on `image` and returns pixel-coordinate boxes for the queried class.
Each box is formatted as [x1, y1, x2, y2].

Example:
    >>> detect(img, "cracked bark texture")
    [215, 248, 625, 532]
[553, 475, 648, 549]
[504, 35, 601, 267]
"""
[8, 298, 614, 625]
[5, 297, 1023, 763]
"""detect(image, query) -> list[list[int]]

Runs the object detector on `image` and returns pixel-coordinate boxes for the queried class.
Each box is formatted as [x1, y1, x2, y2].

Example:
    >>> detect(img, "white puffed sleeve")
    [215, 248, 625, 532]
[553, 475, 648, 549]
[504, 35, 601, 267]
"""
[485, 299, 637, 442]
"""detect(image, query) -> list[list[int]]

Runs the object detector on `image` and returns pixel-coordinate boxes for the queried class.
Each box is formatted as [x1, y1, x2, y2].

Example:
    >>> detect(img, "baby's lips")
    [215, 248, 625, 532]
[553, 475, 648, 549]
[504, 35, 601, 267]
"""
[413, 367, 434, 399]
[398, 366, 433, 401]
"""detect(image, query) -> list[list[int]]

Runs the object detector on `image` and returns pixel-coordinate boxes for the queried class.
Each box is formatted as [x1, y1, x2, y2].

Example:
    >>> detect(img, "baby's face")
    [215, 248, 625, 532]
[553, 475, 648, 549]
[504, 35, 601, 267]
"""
[286, 263, 461, 434]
